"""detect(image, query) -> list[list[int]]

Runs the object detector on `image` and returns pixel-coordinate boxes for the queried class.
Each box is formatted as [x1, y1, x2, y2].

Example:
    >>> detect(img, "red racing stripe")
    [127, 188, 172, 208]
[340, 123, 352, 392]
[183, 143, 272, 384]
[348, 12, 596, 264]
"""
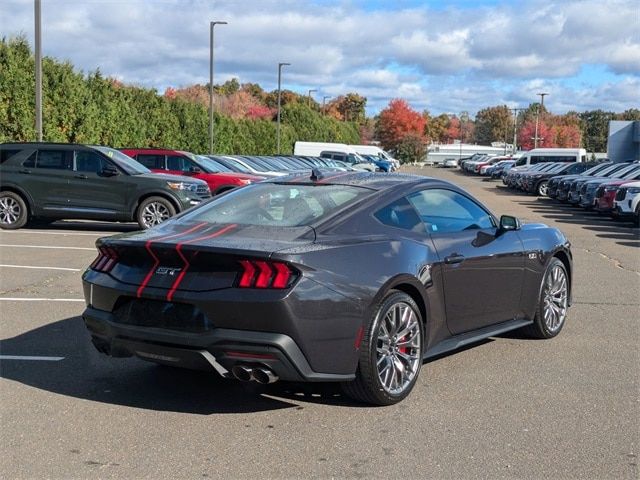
[136, 222, 208, 298]
[166, 224, 238, 301]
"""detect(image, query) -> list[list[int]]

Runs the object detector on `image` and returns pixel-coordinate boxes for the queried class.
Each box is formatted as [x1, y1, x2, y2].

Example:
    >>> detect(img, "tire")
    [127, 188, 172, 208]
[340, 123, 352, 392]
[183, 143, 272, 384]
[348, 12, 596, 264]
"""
[634, 204, 640, 227]
[136, 196, 176, 229]
[342, 291, 424, 406]
[521, 258, 569, 339]
[537, 180, 549, 196]
[0, 191, 28, 230]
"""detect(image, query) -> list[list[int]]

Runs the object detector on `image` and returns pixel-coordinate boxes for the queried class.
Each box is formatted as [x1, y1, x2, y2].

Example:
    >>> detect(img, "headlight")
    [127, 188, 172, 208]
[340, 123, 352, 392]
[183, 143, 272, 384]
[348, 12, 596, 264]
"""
[239, 179, 253, 185]
[628, 187, 640, 194]
[167, 181, 199, 192]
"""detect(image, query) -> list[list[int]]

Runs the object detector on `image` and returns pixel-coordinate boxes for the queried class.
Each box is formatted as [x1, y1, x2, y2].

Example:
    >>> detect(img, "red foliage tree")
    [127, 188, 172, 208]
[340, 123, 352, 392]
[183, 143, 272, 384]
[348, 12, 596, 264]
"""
[518, 120, 553, 150]
[246, 105, 274, 120]
[376, 99, 426, 151]
[445, 116, 461, 142]
[164, 87, 177, 99]
[551, 124, 581, 147]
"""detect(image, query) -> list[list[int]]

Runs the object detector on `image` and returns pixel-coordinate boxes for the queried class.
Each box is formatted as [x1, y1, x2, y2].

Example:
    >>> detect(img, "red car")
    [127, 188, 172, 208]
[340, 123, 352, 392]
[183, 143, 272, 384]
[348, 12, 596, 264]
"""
[121, 149, 264, 195]
[595, 176, 640, 213]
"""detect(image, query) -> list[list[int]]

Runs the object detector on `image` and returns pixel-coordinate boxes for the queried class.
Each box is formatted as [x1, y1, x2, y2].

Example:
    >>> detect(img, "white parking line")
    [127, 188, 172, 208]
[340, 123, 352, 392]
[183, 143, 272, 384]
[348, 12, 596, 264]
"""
[0, 230, 106, 236]
[0, 244, 95, 251]
[0, 355, 64, 361]
[0, 264, 82, 272]
[0, 298, 85, 302]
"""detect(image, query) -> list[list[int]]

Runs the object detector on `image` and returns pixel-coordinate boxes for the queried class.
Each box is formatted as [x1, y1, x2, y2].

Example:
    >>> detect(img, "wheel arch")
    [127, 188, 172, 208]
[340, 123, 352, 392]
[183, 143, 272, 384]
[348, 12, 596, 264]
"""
[0, 185, 34, 217]
[552, 249, 572, 304]
[132, 192, 181, 219]
[369, 274, 430, 338]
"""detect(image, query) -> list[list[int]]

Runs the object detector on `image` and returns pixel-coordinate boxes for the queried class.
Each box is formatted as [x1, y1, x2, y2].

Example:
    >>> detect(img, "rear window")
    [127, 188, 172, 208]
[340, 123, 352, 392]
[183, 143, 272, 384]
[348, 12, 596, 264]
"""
[0, 148, 21, 164]
[181, 183, 372, 227]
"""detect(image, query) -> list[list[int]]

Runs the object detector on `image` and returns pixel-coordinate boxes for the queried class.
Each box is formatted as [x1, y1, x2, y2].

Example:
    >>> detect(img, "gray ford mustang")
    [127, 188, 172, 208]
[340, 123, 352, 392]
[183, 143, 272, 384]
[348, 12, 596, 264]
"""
[82, 171, 572, 405]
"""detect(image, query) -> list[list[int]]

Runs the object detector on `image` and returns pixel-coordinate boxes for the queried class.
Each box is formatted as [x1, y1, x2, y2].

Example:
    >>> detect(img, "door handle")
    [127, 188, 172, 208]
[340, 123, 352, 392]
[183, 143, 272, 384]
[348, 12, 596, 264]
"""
[444, 254, 465, 264]
[18, 169, 32, 174]
[74, 174, 88, 179]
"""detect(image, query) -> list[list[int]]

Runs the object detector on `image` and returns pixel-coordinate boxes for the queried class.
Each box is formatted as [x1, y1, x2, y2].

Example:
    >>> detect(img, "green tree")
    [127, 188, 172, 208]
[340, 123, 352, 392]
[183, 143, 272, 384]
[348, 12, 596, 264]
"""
[474, 105, 511, 145]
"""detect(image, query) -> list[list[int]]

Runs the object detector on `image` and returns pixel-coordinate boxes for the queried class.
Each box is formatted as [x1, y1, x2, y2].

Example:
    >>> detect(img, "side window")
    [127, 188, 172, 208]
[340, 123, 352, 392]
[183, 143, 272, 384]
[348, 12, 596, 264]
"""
[22, 152, 37, 168]
[136, 154, 165, 169]
[530, 156, 544, 164]
[167, 155, 191, 172]
[374, 197, 424, 233]
[0, 149, 21, 164]
[75, 151, 107, 173]
[35, 150, 73, 170]
[407, 189, 494, 234]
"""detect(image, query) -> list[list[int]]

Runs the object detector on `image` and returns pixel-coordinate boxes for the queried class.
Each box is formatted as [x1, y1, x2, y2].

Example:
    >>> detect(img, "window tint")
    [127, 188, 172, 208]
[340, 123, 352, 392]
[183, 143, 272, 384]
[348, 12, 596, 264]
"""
[374, 197, 424, 233]
[136, 154, 165, 169]
[22, 152, 37, 168]
[407, 189, 494, 234]
[167, 155, 192, 172]
[75, 150, 108, 173]
[0, 149, 21, 164]
[35, 150, 72, 170]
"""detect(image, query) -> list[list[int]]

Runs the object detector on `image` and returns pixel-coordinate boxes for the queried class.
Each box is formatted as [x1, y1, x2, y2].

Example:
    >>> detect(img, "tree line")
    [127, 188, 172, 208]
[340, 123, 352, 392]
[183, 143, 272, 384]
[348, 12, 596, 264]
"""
[0, 37, 359, 154]
[1, 36, 637, 163]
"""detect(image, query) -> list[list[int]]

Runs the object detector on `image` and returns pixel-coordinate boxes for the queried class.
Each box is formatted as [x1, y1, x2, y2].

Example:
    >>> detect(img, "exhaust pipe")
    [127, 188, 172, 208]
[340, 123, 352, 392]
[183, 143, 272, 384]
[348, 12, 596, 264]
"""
[231, 364, 253, 382]
[230, 364, 279, 384]
[252, 367, 279, 384]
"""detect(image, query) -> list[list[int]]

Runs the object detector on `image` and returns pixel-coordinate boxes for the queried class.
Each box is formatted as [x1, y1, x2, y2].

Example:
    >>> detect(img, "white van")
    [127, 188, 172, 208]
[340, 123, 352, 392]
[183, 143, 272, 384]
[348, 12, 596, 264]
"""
[294, 141, 357, 157]
[352, 145, 399, 168]
[513, 148, 586, 168]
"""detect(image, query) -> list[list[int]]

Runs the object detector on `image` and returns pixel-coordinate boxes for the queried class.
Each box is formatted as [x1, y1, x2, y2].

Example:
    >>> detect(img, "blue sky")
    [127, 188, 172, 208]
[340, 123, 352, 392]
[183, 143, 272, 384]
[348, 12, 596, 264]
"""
[1, 0, 638, 116]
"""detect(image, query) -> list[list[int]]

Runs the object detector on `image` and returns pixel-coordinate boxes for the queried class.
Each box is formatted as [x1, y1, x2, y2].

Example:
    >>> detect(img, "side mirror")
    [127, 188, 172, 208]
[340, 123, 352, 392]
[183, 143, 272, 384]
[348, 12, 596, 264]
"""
[101, 165, 119, 177]
[188, 166, 202, 174]
[499, 215, 521, 232]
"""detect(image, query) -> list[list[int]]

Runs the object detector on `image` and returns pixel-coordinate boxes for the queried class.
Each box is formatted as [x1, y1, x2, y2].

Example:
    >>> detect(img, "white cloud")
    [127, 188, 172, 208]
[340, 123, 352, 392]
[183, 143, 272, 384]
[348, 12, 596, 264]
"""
[1, 0, 638, 115]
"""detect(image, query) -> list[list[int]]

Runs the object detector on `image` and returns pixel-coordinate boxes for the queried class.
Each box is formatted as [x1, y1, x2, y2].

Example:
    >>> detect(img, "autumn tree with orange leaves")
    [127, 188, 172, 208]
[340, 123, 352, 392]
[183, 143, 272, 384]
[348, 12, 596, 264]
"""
[376, 99, 426, 152]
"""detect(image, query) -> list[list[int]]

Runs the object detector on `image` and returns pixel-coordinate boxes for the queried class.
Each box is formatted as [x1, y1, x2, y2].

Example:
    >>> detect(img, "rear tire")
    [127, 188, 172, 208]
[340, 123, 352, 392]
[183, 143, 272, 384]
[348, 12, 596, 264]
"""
[0, 191, 28, 230]
[136, 196, 176, 229]
[342, 291, 424, 406]
[521, 258, 569, 339]
[537, 180, 549, 196]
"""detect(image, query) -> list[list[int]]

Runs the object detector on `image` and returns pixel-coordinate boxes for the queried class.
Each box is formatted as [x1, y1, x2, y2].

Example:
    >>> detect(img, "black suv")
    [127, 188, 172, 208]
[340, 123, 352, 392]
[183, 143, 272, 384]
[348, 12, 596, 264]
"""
[0, 143, 210, 230]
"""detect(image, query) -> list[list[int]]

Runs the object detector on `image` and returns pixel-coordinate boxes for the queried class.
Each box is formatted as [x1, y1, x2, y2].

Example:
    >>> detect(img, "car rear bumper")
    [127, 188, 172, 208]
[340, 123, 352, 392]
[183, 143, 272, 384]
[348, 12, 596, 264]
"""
[83, 306, 355, 382]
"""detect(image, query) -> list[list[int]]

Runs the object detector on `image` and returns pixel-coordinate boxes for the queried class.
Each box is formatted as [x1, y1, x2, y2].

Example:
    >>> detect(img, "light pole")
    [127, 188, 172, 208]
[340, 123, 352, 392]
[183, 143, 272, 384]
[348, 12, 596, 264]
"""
[209, 21, 227, 154]
[322, 95, 331, 114]
[307, 89, 317, 108]
[534, 92, 548, 149]
[276, 62, 290, 154]
[511, 107, 525, 153]
[34, 0, 42, 141]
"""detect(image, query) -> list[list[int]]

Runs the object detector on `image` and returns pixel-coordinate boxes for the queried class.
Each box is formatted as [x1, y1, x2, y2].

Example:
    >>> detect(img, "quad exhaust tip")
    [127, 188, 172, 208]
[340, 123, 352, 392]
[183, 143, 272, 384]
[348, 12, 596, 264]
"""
[231, 364, 278, 384]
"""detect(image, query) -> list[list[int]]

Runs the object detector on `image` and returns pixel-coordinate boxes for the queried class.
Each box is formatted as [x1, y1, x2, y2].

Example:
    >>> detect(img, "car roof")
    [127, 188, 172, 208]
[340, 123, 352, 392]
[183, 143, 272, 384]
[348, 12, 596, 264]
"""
[266, 171, 451, 191]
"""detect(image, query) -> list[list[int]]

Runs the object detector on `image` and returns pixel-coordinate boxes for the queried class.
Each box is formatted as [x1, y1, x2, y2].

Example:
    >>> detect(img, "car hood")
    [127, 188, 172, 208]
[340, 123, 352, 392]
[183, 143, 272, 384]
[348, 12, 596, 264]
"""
[140, 172, 208, 185]
[206, 172, 265, 182]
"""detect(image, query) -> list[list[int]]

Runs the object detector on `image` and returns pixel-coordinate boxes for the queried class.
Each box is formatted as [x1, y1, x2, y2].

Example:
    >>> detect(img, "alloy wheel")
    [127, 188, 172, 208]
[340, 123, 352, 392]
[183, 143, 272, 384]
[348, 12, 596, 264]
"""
[0, 196, 21, 225]
[141, 201, 171, 228]
[538, 181, 549, 196]
[376, 302, 422, 395]
[543, 264, 568, 333]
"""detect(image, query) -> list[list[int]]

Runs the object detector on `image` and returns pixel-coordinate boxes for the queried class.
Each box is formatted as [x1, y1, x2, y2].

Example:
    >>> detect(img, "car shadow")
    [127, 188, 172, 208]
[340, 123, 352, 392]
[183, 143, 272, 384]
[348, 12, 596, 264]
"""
[513, 198, 639, 247]
[24, 220, 140, 233]
[0, 316, 384, 412]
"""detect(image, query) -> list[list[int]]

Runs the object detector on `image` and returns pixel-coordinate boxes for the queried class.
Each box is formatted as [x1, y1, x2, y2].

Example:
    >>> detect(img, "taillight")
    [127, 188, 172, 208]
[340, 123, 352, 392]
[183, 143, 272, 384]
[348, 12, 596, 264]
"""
[90, 246, 119, 273]
[237, 260, 295, 289]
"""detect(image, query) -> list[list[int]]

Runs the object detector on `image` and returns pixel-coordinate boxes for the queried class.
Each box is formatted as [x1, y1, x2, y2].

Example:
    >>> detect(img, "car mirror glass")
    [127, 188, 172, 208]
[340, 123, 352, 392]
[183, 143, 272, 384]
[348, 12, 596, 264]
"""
[499, 215, 520, 232]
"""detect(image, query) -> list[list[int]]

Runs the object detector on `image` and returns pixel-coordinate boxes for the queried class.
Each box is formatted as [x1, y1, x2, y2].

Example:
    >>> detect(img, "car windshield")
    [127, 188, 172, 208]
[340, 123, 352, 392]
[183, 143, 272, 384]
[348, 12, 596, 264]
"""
[220, 157, 253, 173]
[195, 155, 231, 173]
[180, 182, 373, 227]
[92, 146, 150, 174]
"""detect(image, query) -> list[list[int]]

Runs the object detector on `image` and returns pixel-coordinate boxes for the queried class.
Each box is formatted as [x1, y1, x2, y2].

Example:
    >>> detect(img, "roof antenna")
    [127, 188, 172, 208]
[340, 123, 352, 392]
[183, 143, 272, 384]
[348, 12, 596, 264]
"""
[310, 168, 323, 182]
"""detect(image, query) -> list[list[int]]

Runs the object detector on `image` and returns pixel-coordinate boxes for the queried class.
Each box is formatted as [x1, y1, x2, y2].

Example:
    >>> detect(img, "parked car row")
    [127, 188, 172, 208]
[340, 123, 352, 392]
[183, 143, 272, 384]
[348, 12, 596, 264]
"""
[0, 142, 395, 231]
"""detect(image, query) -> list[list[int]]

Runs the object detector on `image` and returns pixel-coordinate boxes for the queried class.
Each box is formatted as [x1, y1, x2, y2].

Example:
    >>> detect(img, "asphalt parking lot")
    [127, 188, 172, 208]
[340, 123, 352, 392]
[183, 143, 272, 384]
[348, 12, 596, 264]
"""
[1, 167, 638, 479]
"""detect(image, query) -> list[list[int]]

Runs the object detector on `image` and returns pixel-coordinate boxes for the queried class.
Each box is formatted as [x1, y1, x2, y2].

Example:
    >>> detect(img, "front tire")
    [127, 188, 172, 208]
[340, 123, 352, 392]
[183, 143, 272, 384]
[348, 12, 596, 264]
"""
[0, 191, 28, 230]
[136, 196, 176, 229]
[342, 291, 424, 405]
[521, 258, 569, 339]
